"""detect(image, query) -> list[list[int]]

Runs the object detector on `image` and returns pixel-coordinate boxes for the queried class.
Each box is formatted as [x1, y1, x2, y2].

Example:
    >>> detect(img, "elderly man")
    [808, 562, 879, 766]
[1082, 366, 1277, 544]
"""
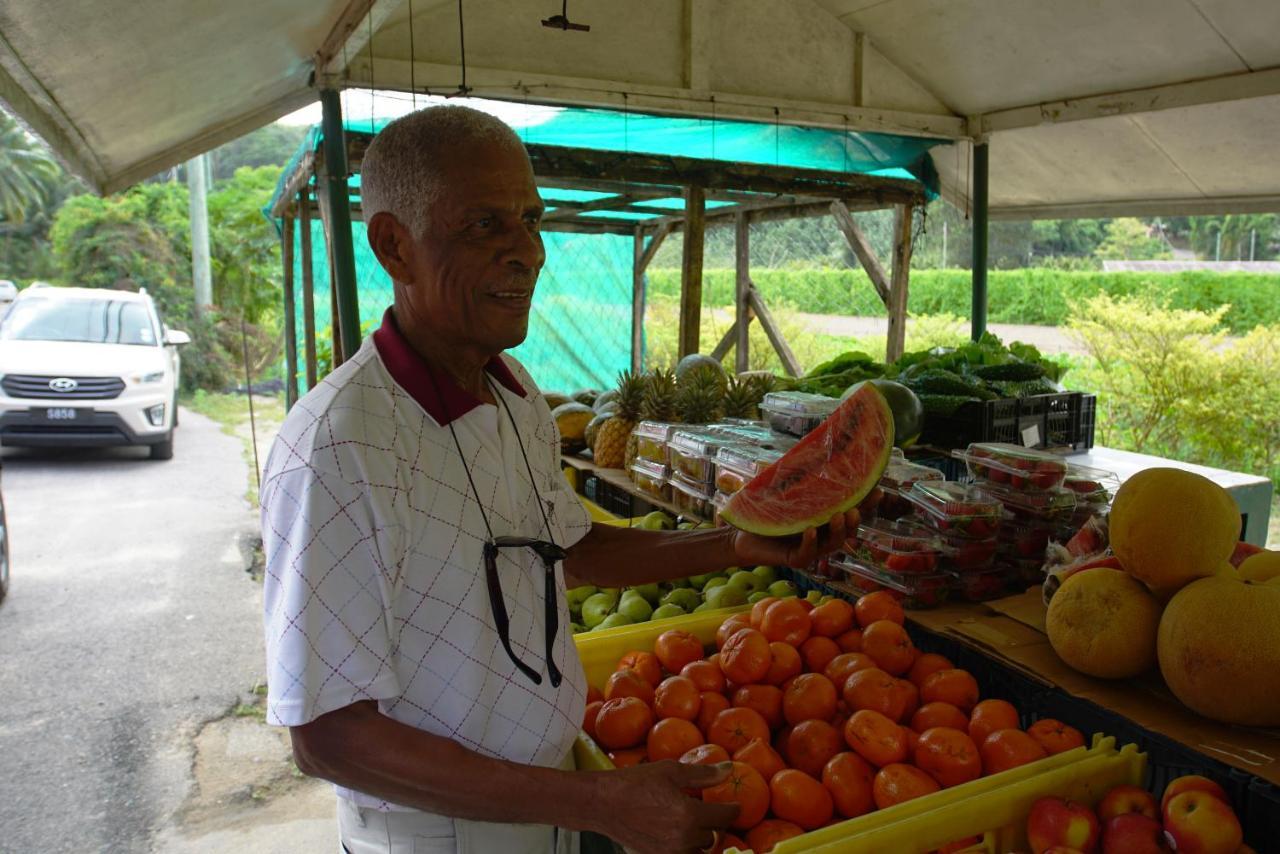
[260, 105, 855, 854]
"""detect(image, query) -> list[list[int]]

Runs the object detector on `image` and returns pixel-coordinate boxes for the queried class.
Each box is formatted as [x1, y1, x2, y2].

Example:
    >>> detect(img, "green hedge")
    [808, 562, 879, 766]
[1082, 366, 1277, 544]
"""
[645, 268, 1280, 334]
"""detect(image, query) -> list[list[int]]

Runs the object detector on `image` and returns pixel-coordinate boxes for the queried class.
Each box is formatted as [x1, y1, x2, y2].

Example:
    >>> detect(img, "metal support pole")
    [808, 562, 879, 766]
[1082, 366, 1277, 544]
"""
[319, 89, 362, 360]
[299, 192, 318, 389]
[281, 216, 298, 409]
[971, 142, 989, 341]
[186, 153, 213, 317]
[632, 226, 645, 373]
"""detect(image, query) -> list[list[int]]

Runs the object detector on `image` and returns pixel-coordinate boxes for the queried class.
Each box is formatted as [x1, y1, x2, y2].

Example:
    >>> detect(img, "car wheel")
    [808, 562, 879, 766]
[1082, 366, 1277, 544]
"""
[0, 492, 9, 603]
[149, 432, 174, 461]
[172, 393, 179, 427]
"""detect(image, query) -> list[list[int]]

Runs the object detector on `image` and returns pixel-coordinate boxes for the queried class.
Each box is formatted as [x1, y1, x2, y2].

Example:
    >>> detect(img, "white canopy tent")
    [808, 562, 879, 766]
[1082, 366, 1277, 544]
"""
[2, 0, 1277, 218]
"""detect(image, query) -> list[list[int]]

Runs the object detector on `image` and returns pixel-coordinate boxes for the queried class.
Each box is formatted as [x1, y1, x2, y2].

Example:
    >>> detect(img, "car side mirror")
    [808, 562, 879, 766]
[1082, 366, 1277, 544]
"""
[164, 329, 191, 346]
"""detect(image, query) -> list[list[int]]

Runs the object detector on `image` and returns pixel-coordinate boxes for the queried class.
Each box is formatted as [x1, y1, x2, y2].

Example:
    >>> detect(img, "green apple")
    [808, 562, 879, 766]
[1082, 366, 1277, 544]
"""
[581, 592, 617, 628]
[651, 603, 686, 621]
[768, 580, 799, 599]
[661, 588, 701, 612]
[819, 595, 834, 605]
[747, 591, 769, 605]
[752, 565, 778, 586]
[637, 510, 674, 531]
[566, 586, 598, 611]
[702, 576, 729, 592]
[594, 613, 634, 630]
[687, 572, 719, 590]
[805, 590, 824, 605]
[705, 584, 748, 610]
[669, 577, 692, 589]
[631, 583, 663, 605]
[693, 601, 711, 612]
[727, 570, 764, 595]
[677, 521, 695, 530]
[618, 591, 654, 623]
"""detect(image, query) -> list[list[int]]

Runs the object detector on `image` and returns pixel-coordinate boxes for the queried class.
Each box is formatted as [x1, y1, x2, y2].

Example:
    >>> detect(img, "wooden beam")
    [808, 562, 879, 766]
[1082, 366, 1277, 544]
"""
[748, 285, 802, 378]
[281, 215, 298, 410]
[648, 196, 892, 236]
[734, 212, 751, 374]
[632, 227, 645, 374]
[679, 185, 706, 358]
[269, 152, 315, 218]
[710, 319, 741, 362]
[539, 220, 637, 235]
[315, 0, 403, 81]
[543, 193, 639, 221]
[299, 193, 318, 390]
[979, 65, 1280, 135]
[831, 200, 891, 307]
[886, 204, 915, 363]
[637, 222, 674, 274]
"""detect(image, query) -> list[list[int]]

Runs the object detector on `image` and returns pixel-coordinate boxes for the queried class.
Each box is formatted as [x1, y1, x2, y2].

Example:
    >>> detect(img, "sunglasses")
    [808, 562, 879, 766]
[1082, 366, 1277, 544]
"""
[483, 535, 567, 687]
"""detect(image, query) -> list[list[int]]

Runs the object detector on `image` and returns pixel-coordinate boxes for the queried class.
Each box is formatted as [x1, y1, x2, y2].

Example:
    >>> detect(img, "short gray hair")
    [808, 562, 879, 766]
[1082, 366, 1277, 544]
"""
[360, 105, 526, 238]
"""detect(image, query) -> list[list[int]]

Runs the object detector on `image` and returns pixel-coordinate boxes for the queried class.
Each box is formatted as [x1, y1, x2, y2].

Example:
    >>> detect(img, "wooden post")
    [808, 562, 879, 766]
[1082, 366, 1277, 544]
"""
[710, 318, 742, 361]
[831, 200, 891, 306]
[734, 212, 751, 373]
[886, 204, 915, 363]
[679, 184, 706, 358]
[632, 226, 645, 373]
[299, 192, 318, 389]
[971, 142, 989, 341]
[281, 214, 298, 409]
[747, 285, 802, 377]
[329, 265, 344, 368]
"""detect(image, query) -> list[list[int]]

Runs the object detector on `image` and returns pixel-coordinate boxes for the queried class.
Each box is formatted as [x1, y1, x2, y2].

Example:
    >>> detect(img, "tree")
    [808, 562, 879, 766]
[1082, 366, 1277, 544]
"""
[207, 165, 284, 325]
[1093, 217, 1171, 262]
[0, 111, 63, 225]
[1189, 214, 1278, 261]
[210, 124, 308, 181]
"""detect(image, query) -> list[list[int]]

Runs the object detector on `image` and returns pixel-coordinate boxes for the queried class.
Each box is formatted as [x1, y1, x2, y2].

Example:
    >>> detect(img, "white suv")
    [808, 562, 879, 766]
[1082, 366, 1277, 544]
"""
[0, 285, 189, 459]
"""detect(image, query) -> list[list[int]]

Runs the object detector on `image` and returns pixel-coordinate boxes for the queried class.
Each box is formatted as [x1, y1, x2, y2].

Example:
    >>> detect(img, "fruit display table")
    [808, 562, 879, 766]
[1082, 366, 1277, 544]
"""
[562, 454, 712, 523]
[1067, 446, 1273, 546]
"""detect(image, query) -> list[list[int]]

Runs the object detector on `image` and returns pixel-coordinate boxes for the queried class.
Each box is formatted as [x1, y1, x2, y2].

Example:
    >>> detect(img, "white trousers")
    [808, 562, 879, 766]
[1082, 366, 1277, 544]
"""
[337, 796, 579, 854]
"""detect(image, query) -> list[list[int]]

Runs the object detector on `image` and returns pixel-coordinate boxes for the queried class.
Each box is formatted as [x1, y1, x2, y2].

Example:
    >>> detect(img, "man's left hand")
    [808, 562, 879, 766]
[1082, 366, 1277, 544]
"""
[728, 508, 859, 569]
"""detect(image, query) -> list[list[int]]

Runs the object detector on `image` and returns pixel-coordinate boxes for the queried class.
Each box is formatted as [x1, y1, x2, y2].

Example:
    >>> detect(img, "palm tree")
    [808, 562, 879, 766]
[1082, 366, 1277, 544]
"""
[0, 110, 62, 225]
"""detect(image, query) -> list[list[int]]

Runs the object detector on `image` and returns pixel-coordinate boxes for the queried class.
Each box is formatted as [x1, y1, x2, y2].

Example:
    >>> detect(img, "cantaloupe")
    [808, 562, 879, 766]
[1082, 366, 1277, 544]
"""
[1046, 567, 1162, 679]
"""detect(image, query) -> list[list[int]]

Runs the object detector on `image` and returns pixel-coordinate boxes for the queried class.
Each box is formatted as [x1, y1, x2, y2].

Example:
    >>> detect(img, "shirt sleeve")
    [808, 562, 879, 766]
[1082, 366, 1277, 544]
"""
[260, 463, 402, 726]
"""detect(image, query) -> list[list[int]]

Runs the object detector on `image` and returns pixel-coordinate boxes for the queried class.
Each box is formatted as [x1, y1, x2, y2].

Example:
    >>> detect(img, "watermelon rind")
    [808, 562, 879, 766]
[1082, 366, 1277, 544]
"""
[720, 383, 895, 537]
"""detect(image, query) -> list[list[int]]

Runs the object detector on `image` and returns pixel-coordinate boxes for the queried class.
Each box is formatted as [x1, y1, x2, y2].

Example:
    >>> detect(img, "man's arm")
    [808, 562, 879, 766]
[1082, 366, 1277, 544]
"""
[290, 701, 736, 852]
[562, 510, 858, 589]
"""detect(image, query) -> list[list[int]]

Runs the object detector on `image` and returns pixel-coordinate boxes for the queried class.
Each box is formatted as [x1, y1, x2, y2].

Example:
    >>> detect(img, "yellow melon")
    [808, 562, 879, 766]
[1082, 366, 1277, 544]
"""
[1109, 468, 1239, 598]
[1238, 549, 1280, 583]
[1046, 567, 1163, 679]
[1158, 573, 1280, 726]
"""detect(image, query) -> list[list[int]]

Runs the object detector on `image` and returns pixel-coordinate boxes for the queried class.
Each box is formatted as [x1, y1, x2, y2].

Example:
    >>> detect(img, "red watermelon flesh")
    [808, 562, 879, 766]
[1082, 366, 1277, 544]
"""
[721, 382, 894, 536]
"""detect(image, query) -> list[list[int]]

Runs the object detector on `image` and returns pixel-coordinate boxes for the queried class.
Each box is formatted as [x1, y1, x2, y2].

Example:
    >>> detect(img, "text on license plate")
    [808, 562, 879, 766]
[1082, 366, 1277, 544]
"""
[46, 407, 78, 420]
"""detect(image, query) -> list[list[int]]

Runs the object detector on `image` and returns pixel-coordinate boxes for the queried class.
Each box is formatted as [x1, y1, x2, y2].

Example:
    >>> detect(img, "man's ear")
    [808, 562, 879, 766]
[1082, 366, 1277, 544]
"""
[366, 211, 414, 284]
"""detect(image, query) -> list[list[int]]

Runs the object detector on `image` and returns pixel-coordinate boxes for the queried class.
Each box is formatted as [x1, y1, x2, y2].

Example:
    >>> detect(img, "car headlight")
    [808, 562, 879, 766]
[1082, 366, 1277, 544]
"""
[132, 371, 166, 384]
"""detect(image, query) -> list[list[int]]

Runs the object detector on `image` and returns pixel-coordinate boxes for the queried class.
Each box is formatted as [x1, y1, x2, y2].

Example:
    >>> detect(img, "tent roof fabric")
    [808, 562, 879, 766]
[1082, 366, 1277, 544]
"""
[3, 0, 1277, 217]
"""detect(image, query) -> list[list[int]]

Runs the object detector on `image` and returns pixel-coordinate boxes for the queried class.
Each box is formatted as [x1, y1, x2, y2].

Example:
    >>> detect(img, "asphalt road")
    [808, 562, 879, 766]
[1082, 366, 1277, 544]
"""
[0, 409, 266, 853]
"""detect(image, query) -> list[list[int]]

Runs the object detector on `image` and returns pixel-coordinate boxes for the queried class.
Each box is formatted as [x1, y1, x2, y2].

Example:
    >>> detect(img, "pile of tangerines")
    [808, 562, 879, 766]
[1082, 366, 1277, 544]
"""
[583, 590, 1087, 853]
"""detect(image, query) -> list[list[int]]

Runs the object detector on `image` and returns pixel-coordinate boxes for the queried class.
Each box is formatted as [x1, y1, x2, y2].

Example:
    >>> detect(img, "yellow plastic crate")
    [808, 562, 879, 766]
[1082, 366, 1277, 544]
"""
[574, 611, 1145, 854]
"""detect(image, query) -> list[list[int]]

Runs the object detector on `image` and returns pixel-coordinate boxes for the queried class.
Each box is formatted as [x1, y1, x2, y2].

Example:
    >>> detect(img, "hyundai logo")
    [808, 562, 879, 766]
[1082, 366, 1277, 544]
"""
[49, 377, 78, 392]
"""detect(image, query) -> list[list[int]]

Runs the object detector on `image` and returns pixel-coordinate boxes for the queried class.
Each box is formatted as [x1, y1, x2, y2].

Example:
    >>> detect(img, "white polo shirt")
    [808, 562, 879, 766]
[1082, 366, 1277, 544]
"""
[260, 308, 593, 811]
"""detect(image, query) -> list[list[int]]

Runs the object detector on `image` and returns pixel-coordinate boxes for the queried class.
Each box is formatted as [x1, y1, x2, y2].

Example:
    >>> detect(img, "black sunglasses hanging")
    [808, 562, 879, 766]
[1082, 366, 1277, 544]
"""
[428, 370, 564, 687]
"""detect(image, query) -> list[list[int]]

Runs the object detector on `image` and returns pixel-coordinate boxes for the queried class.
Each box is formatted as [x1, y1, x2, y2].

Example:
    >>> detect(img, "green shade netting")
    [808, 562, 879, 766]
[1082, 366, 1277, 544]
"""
[269, 102, 939, 395]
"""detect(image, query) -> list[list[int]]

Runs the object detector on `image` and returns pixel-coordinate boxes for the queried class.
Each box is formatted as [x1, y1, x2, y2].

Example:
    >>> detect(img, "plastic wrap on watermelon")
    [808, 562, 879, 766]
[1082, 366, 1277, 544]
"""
[720, 383, 895, 538]
[1041, 513, 1113, 605]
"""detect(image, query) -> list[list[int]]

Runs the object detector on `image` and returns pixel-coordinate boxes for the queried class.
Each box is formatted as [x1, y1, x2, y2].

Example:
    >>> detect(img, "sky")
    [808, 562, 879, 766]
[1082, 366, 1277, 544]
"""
[277, 89, 561, 130]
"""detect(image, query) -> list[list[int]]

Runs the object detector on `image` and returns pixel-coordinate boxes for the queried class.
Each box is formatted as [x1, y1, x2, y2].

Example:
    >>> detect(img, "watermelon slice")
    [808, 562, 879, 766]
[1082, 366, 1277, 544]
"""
[720, 382, 894, 536]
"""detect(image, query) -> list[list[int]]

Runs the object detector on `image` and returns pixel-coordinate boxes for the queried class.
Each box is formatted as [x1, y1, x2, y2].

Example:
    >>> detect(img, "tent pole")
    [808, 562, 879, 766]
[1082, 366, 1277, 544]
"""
[679, 184, 706, 358]
[971, 142, 989, 341]
[320, 89, 362, 360]
[298, 191, 318, 389]
[281, 214, 298, 410]
[632, 226, 645, 373]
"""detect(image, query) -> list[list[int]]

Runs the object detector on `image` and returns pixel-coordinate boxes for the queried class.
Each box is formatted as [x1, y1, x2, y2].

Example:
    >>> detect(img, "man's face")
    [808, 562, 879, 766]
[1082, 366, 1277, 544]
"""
[401, 141, 546, 354]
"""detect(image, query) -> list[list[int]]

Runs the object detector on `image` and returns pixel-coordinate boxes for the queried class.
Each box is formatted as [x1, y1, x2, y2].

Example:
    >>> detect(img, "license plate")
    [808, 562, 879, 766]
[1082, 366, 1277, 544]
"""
[45, 407, 79, 421]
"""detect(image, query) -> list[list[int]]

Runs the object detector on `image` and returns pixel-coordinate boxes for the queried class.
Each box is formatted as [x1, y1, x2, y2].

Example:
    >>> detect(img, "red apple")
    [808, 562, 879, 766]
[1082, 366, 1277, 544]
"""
[1098, 784, 1159, 821]
[1162, 790, 1242, 854]
[1160, 775, 1230, 814]
[1027, 796, 1101, 854]
[1102, 813, 1168, 854]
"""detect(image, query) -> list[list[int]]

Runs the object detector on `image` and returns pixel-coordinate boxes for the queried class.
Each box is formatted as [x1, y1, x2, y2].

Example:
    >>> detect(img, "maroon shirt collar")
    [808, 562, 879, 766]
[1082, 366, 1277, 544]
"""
[372, 308, 527, 426]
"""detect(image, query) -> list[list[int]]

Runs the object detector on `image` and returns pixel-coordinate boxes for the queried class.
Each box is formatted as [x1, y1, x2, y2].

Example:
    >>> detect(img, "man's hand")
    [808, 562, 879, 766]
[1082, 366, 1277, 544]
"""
[596, 761, 739, 853]
[729, 508, 860, 569]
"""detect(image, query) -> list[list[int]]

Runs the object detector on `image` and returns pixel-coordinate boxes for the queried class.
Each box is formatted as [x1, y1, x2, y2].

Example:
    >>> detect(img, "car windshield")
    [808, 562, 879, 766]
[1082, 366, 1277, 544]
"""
[0, 296, 157, 346]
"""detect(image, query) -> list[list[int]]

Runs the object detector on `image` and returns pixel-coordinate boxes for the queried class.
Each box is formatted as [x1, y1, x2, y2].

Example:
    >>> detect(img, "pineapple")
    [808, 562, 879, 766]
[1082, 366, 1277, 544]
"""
[625, 369, 680, 470]
[593, 371, 644, 468]
[677, 369, 725, 425]
[722, 375, 770, 420]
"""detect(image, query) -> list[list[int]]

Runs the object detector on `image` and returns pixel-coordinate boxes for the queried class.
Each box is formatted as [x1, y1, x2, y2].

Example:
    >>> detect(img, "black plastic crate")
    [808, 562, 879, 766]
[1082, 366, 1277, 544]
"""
[909, 626, 1278, 849]
[582, 474, 635, 518]
[920, 392, 1097, 451]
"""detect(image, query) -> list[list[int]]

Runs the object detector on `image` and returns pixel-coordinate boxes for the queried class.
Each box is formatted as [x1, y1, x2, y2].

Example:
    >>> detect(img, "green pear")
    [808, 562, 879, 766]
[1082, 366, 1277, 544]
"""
[661, 588, 701, 612]
[565, 586, 598, 611]
[651, 603, 687, 621]
[677, 521, 695, 530]
[669, 577, 692, 589]
[693, 601, 711, 612]
[687, 572, 718, 590]
[727, 570, 764, 595]
[571, 622, 588, 634]
[768, 580, 799, 599]
[705, 584, 748, 610]
[638, 511, 675, 531]
[594, 613, 634, 630]
[581, 592, 617, 628]
[805, 590, 824, 605]
[702, 576, 729, 592]
[618, 591, 654, 622]
[631, 583, 663, 605]
[747, 591, 769, 604]
[752, 565, 778, 586]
